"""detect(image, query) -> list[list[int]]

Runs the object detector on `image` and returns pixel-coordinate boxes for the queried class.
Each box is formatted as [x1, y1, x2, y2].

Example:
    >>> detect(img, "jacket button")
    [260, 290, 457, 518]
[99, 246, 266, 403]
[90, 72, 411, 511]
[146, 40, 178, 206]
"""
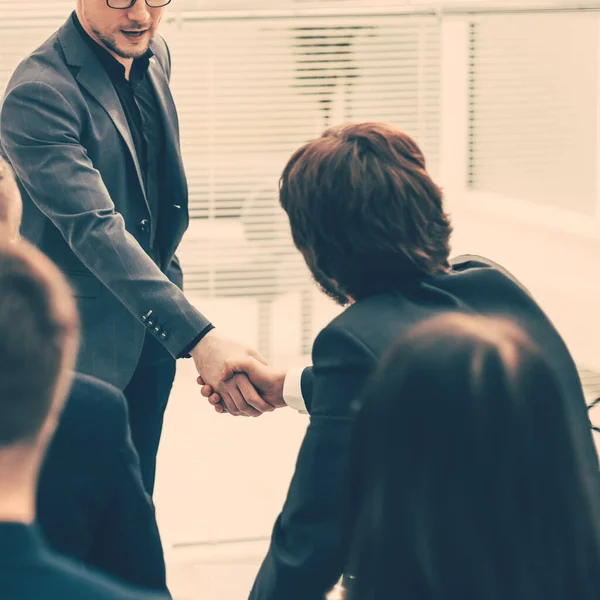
[139, 219, 150, 233]
[147, 319, 155, 328]
[160, 331, 168, 340]
[154, 325, 161, 334]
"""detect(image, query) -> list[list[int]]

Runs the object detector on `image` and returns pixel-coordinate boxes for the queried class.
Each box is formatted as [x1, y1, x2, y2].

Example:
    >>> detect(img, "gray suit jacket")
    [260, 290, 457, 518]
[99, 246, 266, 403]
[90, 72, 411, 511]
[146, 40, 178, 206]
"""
[0, 15, 209, 389]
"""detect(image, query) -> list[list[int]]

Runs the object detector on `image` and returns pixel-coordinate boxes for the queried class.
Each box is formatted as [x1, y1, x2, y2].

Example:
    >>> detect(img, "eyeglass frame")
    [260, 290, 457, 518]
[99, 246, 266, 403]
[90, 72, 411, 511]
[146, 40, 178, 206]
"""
[106, 0, 172, 9]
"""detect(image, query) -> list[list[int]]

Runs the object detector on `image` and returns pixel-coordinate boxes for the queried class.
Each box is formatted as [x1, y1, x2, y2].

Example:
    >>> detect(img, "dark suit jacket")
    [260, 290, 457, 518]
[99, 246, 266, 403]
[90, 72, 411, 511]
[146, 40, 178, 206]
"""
[38, 374, 167, 593]
[0, 522, 166, 600]
[250, 255, 599, 600]
[0, 15, 208, 390]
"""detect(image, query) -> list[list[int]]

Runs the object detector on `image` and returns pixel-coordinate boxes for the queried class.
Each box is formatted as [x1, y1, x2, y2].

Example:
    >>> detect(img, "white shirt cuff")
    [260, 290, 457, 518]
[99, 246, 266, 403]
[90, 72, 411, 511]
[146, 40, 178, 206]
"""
[283, 366, 309, 414]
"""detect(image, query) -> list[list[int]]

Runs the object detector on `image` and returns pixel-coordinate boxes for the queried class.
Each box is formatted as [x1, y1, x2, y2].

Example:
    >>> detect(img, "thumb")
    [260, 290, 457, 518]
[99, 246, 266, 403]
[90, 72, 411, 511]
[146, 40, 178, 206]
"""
[220, 356, 265, 382]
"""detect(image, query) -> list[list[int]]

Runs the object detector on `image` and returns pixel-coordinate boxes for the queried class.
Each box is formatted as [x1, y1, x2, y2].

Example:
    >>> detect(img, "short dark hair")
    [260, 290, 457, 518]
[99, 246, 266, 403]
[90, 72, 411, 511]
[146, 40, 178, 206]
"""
[345, 313, 600, 600]
[279, 123, 452, 302]
[0, 241, 79, 446]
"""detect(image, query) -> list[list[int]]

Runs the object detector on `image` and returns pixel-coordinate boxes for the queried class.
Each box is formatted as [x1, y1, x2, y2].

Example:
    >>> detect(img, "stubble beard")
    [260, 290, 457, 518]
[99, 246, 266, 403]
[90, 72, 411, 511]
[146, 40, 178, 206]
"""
[91, 26, 152, 59]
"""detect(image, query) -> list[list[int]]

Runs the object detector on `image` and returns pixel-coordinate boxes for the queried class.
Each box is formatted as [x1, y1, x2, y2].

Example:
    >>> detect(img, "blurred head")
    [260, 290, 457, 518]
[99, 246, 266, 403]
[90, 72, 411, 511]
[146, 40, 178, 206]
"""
[0, 157, 22, 242]
[279, 123, 452, 305]
[0, 241, 79, 458]
[346, 313, 600, 600]
[76, 0, 168, 61]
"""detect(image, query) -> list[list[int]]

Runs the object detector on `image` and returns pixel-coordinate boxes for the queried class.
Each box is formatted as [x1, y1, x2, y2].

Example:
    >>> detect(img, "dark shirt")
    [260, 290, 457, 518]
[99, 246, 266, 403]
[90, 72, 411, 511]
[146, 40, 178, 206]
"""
[0, 522, 166, 599]
[72, 13, 211, 360]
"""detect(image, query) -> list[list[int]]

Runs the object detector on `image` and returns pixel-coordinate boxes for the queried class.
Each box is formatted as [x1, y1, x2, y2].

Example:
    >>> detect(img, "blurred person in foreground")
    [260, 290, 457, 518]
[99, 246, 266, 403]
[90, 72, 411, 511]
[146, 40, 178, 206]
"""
[0, 240, 166, 599]
[0, 157, 169, 593]
[201, 123, 599, 599]
[344, 313, 600, 600]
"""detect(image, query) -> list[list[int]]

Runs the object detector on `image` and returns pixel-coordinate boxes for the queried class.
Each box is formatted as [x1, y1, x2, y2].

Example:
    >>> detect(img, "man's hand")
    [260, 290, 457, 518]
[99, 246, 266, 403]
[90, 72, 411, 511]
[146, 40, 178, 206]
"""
[190, 330, 273, 417]
[197, 356, 288, 415]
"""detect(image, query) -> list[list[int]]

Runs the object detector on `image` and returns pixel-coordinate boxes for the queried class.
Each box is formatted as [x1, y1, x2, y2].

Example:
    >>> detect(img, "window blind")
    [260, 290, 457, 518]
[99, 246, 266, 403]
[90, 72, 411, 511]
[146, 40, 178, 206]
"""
[162, 13, 441, 303]
[1, 1, 72, 23]
[467, 13, 598, 215]
[0, 4, 72, 92]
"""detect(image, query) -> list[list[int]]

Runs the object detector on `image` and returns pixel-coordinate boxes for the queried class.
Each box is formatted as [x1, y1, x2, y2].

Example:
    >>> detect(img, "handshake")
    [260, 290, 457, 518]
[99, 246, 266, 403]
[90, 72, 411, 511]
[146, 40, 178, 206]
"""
[190, 329, 289, 417]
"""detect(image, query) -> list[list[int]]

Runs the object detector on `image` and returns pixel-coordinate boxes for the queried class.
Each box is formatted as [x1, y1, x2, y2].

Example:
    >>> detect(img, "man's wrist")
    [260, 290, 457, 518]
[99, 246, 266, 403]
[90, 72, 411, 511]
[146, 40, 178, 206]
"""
[178, 324, 215, 359]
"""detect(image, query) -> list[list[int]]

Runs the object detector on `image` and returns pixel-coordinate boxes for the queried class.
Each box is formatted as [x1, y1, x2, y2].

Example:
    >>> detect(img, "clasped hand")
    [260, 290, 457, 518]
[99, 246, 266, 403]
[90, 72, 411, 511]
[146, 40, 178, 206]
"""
[190, 329, 286, 416]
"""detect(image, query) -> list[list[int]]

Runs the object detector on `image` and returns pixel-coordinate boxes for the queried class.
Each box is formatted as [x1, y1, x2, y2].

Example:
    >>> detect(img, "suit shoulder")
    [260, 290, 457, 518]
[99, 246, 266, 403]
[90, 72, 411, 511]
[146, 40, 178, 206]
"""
[42, 550, 165, 599]
[312, 313, 379, 371]
[448, 255, 536, 306]
[451, 253, 531, 290]
[2, 32, 70, 95]
[70, 373, 126, 408]
[318, 294, 402, 344]
[62, 374, 128, 436]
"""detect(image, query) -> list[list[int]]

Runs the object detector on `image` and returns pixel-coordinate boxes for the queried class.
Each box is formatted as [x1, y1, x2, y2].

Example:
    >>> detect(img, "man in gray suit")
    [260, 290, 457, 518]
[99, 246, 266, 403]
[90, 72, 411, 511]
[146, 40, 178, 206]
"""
[0, 0, 273, 495]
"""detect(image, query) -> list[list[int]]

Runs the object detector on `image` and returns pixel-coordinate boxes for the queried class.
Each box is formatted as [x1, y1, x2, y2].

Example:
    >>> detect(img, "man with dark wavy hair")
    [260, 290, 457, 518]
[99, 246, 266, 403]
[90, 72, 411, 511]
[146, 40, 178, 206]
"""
[202, 123, 596, 599]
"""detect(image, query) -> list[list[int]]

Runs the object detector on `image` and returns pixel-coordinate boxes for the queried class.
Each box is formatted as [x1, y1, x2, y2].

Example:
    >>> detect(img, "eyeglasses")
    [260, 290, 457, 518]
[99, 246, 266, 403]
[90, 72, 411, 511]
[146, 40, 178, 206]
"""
[107, 0, 172, 8]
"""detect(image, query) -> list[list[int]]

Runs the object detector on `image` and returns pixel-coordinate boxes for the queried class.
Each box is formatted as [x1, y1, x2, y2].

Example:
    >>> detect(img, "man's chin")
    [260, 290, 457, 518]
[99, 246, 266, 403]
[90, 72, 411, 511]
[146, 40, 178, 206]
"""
[113, 44, 150, 60]
[111, 32, 153, 59]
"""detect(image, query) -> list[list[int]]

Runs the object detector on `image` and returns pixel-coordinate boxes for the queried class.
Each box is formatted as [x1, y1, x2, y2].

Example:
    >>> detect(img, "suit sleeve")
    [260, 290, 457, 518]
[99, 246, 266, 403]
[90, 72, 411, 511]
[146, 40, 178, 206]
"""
[87, 389, 169, 594]
[250, 326, 375, 600]
[0, 80, 208, 357]
[301, 367, 315, 413]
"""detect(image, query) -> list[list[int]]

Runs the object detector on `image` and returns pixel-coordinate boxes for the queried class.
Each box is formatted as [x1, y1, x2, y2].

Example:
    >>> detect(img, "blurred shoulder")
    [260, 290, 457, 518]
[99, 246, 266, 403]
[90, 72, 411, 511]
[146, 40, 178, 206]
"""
[69, 373, 126, 408]
[44, 549, 166, 599]
[61, 374, 128, 437]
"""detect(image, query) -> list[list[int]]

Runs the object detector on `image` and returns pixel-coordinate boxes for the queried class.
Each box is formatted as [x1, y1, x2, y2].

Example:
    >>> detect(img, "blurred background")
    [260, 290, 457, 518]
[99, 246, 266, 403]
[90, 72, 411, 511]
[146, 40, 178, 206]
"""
[2, 0, 600, 597]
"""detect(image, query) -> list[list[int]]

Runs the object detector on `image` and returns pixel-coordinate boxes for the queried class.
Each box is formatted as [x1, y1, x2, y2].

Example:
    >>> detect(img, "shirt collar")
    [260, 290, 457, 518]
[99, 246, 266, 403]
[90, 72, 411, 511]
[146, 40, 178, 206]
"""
[71, 11, 153, 84]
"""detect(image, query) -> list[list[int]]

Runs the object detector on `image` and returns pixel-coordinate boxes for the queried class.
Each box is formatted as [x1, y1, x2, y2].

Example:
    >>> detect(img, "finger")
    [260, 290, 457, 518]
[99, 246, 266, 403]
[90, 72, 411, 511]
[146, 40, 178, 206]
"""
[201, 384, 215, 398]
[220, 356, 262, 381]
[208, 392, 222, 406]
[221, 379, 260, 417]
[213, 401, 226, 414]
[197, 375, 216, 398]
[215, 382, 243, 416]
[220, 362, 236, 381]
[234, 373, 274, 413]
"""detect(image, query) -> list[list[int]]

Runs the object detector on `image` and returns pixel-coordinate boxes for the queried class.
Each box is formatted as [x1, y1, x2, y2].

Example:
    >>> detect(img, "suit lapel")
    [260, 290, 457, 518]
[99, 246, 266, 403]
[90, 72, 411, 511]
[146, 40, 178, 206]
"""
[57, 17, 150, 215]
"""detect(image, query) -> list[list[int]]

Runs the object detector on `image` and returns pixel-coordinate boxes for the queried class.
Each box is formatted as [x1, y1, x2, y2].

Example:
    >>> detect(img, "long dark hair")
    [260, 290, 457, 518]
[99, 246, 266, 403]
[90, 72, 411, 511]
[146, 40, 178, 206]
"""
[345, 313, 600, 600]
